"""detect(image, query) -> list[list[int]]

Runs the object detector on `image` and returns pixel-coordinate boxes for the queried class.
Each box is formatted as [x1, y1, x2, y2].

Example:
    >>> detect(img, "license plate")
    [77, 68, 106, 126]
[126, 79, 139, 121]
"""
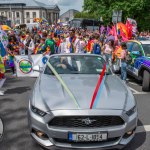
[68, 132, 107, 142]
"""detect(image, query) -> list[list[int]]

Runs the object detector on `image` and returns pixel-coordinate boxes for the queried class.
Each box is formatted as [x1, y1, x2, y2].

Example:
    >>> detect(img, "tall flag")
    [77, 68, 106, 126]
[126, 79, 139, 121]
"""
[106, 26, 111, 35]
[100, 25, 105, 34]
[0, 29, 8, 57]
[127, 18, 137, 34]
[120, 26, 128, 42]
[126, 20, 133, 39]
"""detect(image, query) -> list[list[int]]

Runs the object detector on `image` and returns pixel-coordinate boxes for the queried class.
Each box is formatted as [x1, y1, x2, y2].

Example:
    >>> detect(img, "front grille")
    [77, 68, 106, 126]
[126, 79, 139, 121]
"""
[54, 137, 120, 144]
[49, 116, 124, 128]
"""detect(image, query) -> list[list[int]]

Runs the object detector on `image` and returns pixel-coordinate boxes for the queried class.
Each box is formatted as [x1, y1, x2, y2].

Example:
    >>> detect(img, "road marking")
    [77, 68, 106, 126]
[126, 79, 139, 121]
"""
[0, 118, 3, 141]
[129, 87, 139, 94]
[129, 87, 149, 95]
[0, 79, 6, 88]
[128, 82, 139, 86]
[133, 92, 149, 95]
[136, 125, 150, 133]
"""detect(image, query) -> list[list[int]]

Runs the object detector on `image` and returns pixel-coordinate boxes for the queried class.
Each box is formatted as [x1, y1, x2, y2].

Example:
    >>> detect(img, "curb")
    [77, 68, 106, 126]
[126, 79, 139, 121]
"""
[0, 118, 3, 141]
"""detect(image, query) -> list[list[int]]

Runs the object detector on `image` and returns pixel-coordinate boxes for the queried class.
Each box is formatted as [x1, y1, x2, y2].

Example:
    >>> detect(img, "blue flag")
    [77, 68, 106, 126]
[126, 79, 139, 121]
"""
[0, 41, 6, 57]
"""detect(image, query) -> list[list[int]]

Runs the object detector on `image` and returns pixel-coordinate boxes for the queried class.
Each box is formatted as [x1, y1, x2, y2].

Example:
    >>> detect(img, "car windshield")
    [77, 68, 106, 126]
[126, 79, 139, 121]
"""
[142, 44, 150, 57]
[44, 55, 111, 75]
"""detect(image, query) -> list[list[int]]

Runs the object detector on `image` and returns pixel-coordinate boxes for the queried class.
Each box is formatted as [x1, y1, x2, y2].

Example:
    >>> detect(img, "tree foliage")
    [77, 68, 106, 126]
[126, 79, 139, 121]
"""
[74, 12, 97, 19]
[77, 0, 150, 30]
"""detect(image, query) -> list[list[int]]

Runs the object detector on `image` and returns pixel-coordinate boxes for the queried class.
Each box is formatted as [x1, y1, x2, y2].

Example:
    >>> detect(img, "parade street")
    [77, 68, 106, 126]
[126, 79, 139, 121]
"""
[0, 74, 149, 150]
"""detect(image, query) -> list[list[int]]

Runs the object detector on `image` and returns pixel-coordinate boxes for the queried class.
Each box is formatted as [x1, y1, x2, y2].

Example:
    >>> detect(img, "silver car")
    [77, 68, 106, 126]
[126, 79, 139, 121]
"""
[28, 54, 138, 150]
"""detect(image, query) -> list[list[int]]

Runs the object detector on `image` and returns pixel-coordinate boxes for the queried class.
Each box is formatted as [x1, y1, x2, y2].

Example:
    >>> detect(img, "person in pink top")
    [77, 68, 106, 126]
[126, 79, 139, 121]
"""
[103, 39, 114, 66]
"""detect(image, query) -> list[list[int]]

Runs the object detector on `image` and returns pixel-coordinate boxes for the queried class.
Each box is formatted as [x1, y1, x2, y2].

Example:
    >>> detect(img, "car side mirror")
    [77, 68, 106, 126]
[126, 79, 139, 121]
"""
[33, 65, 43, 73]
[131, 51, 140, 56]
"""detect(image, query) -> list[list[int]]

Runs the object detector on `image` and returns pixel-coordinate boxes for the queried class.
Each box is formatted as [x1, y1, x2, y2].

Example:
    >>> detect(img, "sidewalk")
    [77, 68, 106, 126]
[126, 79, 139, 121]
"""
[0, 118, 3, 141]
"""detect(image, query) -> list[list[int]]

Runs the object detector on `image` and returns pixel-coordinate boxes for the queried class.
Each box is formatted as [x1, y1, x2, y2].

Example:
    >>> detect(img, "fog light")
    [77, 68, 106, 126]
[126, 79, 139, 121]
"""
[36, 131, 45, 138]
[32, 129, 49, 139]
[123, 128, 136, 139]
[127, 131, 133, 135]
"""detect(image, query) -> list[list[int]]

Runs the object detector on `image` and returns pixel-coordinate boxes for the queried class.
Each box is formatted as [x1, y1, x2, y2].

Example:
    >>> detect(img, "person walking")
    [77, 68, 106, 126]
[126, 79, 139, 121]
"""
[92, 34, 101, 55]
[103, 39, 114, 66]
[120, 42, 128, 83]
[45, 34, 56, 55]
[58, 36, 67, 53]
[66, 29, 80, 53]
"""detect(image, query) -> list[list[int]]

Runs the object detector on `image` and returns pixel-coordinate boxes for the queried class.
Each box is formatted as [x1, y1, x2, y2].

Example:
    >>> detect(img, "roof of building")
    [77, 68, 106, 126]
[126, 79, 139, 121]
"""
[0, 0, 60, 10]
[60, 9, 79, 17]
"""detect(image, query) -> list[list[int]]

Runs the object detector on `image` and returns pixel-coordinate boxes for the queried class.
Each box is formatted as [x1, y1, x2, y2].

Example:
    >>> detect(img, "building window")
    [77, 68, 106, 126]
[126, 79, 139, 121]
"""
[16, 19, 20, 24]
[43, 12, 45, 18]
[27, 19, 30, 23]
[32, 12, 36, 18]
[8, 12, 12, 18]
[16, 12, 20, 18]
[1, 12, 4, 16]
[26, 12, 30, 18]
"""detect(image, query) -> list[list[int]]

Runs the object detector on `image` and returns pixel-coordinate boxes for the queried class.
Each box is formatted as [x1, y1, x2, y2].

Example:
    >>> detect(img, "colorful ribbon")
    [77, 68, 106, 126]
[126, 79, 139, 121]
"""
[92, 74, 106, 109]
[90, 64, 106, 109]
[46, 61, 80, 109]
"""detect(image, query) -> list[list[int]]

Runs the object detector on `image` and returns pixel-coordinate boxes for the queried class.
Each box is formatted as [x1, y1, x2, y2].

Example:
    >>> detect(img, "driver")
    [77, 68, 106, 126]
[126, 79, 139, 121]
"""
[56, 57, 77, 72]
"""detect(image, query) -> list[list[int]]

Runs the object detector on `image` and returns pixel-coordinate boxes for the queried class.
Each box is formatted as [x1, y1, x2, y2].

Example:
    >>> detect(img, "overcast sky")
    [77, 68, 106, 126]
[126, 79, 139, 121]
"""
[47, 0, 84, 14]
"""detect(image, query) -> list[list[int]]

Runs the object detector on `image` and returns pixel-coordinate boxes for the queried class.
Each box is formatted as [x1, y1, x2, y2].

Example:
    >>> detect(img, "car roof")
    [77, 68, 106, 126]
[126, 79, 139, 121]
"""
[128, 40, 150, 45]
[140, 40, 150, 45]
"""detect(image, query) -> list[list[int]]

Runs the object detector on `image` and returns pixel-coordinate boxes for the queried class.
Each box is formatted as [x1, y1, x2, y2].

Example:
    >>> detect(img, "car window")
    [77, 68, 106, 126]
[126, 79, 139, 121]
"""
[127, 42, 134, 52]
[142, 44, 150, 57]
[44, 55, 111, 75]
[132, 43, 141, 52]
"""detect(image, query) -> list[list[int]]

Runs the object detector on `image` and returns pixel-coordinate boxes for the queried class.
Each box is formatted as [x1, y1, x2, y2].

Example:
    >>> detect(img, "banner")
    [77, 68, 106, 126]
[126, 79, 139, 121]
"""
[14, 54, 45, 77]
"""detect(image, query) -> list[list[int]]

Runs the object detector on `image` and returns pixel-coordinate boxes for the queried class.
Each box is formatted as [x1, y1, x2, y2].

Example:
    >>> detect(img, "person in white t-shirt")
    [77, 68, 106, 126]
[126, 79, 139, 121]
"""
[58, 36, 67, 53]
[65, 29, 81, 53]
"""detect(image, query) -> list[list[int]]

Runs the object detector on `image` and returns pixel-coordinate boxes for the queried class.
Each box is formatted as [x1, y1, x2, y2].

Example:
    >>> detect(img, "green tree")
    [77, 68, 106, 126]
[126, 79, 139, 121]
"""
[74, 12, 97, 19]
[82, 0, 150, 30]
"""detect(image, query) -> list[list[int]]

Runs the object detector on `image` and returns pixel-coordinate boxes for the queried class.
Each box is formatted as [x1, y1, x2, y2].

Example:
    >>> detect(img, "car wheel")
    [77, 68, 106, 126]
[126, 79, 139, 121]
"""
[142, 70, 150, 91]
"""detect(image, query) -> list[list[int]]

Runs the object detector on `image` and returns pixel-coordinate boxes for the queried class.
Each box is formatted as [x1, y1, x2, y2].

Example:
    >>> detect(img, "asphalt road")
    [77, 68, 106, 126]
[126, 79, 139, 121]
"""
[0, 74, 150, 150]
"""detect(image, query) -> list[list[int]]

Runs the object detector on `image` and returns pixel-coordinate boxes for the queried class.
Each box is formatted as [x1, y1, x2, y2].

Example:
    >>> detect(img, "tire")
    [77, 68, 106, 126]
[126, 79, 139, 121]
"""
[142, 70, 150, 92]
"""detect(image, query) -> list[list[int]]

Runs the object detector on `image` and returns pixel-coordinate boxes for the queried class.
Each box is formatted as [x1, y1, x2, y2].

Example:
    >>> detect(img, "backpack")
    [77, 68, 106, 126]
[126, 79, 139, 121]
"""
[93, 43, 101, 54]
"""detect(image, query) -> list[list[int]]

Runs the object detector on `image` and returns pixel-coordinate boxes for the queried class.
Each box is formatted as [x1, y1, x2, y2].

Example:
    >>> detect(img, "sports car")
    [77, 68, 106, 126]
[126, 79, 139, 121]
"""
[28, 54, 138, 149]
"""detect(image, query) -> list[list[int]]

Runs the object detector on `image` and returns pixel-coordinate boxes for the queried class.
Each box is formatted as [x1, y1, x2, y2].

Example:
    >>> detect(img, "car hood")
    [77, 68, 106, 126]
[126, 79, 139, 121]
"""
[33, 74, 128, 111]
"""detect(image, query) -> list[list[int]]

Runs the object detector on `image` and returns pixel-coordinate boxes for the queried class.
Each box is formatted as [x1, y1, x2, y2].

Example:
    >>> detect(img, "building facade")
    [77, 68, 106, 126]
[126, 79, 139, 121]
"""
[60, 9, 79, 22]
[0, 0, 60, 25]
[0, 15, 7, 25]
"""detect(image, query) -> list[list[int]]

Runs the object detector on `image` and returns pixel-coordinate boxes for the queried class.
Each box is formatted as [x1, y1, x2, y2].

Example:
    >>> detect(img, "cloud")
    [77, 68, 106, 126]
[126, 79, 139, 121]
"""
[49, 0, 84, 14]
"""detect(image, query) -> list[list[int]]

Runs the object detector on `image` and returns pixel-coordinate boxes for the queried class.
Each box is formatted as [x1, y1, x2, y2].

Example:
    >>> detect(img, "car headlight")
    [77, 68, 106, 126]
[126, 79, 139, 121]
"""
[126, 106, 137, 116]
[31, 106, 46, 117]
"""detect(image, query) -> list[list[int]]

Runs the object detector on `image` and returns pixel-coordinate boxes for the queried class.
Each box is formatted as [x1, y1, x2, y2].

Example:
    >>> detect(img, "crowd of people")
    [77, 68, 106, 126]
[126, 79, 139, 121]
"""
[0, 22, 149, 95]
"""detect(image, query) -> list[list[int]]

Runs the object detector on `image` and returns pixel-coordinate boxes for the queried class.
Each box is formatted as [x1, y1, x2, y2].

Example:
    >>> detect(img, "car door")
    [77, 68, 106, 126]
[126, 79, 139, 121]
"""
[127, 42, 143, 76]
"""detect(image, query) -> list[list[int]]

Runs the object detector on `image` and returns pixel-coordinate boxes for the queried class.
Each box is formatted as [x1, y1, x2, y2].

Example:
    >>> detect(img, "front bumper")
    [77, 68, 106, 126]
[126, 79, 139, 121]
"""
[28, 106, 138, 150]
